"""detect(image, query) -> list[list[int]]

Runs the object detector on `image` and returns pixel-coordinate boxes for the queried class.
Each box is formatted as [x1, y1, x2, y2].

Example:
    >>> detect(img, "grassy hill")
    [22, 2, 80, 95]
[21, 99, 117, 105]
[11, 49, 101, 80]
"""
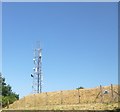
[5, 85, 120, 110]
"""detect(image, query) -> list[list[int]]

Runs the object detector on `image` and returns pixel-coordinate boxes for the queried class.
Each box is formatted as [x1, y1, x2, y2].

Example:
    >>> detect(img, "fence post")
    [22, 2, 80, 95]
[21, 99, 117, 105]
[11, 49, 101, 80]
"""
[24, 97, 25, 109]
[78, 89, 80, 104]
[119, 85, 120, 102]
[46, 92, 48, 105]
[100, 85, 103, 103]
[34, 94, 36, 109]
[111, 84, 114, 102]
[60, 91, 63, 104]
[16, 100, 19, 109]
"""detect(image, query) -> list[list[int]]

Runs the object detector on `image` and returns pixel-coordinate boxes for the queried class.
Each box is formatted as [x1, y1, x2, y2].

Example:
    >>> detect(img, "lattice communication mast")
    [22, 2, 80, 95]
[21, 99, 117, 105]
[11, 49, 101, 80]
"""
[31, 45, 42, 93]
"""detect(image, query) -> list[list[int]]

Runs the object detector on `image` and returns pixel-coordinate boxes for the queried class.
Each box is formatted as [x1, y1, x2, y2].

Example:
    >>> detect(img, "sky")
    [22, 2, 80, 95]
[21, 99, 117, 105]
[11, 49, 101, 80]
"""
[1, 0, 119, 2]
[2, 2, 118, 98]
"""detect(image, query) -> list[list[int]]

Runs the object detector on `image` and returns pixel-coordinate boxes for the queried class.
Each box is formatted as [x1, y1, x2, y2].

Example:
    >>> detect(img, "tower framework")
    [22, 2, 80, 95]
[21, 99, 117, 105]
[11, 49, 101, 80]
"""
[32, 46, 42, 93]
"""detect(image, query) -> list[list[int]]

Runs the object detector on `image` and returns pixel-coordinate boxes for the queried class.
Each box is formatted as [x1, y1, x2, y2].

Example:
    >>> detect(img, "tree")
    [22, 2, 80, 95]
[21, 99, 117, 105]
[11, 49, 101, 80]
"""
[0, 73, 19, 108]
[76, 86, 84, 90]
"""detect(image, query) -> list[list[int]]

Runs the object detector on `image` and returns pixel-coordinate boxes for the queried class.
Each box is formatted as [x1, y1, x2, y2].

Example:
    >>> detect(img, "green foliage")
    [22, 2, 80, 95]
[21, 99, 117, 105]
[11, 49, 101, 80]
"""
[0, 73, 19, 108]
[76, 86, 84, 90]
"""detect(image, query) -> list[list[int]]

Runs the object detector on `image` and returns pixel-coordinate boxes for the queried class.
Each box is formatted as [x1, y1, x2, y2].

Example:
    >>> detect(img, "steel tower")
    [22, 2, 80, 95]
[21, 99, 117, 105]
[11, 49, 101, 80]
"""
[31, 46, 42, 93]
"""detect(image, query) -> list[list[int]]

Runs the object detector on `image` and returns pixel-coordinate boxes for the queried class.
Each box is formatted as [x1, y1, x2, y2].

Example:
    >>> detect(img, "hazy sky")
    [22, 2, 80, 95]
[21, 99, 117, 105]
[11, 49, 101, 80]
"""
[2, 2, 118, 98]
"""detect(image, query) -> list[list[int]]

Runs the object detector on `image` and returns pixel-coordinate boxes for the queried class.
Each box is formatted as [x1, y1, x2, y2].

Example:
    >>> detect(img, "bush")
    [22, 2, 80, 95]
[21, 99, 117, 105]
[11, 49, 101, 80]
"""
[76, 86, 84, 90]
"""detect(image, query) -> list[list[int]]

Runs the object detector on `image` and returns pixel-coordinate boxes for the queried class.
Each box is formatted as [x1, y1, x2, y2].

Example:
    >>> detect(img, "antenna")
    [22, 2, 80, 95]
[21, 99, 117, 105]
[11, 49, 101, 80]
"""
[31, 42, 43, 93]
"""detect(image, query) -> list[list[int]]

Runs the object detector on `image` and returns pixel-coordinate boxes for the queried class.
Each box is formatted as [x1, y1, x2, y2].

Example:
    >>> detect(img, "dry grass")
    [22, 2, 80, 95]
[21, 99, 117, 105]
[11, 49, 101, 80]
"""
[8, 85, 119, 110]
[5, 103, 119, 110]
